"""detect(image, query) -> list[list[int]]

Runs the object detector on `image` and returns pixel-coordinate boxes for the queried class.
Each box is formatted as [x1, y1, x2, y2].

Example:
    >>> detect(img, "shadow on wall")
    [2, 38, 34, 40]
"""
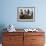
[0, 24, 7, 43]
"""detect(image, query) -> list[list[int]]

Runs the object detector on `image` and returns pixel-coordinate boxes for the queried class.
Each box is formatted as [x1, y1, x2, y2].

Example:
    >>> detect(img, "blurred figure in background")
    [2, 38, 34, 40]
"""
[20, 9, 24, 19]
[23, 9, 27, 16]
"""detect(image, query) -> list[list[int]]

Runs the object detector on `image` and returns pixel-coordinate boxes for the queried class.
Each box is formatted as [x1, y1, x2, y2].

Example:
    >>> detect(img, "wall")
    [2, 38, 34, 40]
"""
[0, 0, 46, 29]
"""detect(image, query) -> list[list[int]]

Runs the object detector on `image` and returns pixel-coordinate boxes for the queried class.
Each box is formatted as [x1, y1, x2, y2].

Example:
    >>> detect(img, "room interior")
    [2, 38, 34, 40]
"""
[0, 0, 46, 46]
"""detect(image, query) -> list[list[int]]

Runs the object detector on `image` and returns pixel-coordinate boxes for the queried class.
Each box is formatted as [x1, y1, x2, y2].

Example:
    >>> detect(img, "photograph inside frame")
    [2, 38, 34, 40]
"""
[18, 7, 34, 19]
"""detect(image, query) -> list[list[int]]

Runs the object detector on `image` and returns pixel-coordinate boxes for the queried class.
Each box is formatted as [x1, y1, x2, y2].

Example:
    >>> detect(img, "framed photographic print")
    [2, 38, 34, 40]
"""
[17, 7, 35, 22]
